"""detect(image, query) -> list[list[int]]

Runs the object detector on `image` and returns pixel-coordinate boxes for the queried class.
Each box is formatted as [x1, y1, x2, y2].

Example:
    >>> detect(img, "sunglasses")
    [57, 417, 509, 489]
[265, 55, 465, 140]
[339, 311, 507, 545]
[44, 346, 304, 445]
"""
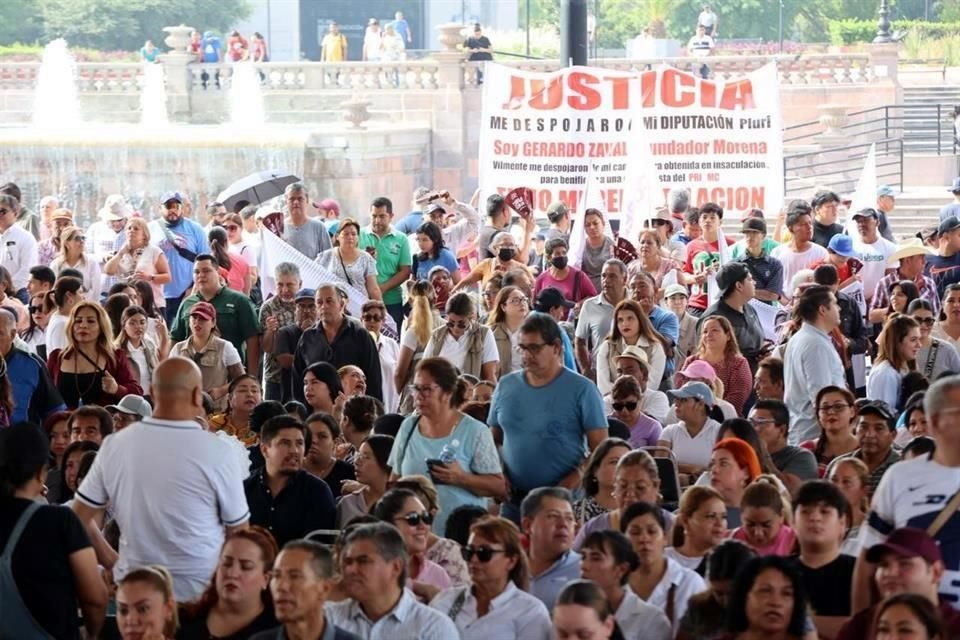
[396, 511, 434, 527]
[914, 317, 935, 327]
[225, 224, 239, 231]
[612, 401, 639, 412]
[71, 235, 86, 242]
[362, 313, 383, 322]
[29, 306, 42, 313]
[460, 545, 507, 563]
[446, 320, 469, 330]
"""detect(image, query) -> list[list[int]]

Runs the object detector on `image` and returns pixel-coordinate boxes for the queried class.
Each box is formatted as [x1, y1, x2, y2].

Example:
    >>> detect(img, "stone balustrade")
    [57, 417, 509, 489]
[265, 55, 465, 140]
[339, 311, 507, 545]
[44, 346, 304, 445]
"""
[0, 61, 145, 92]
[184, 60, 442, 92]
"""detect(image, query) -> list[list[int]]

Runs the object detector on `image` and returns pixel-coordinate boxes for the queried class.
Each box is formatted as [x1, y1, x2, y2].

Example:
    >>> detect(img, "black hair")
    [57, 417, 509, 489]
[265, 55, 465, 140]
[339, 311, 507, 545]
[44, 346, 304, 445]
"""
[757, 357, 784, 385]
[306, 412, 340, 439]
[707, 539, 758, 581]
[52, 276, 83, 307]
[793, 479, 852, 523]
[619, 501, 665, 534]
[811, 191, 840, 209]
[873, 593, 944, 639]
[207, 226, 233, 271]
[361, 434, 394, 473]
[786, 208, 813, 229]
[59, 440, 99, 502]
[813, 263, 839, 287]
[486, 193, 505, 219]
[520, 311, 563, 347]
[683, 207, 700, 225]
[444, 504, 490, 545]
[284, 401, 308, 420]
[130, 279, 162, 319]
[445, 291, 476, 318]
[0, 423, 49, 498]
[371, 196, 393, 214]
[373, 413, 404, 438]
[260, 415, 306, 445]
[753, 399, 789, 433]
[902, 436, 936, 458]
[606, 418, 630, 441]
[545, 237, 568, 258]
[898, 372, 929, 411]
[343, 396, 384, 433]
[795, 285, 835, 324]
[416, 221, 445, 259]
[725, 556, 808, 635]
[582, 530, 639, 585]
[103, 294, 131, 339]
[60, 268, 84, 282]
[718, 418, 772, 474]
[70, 406, 114, 439]
[250, 401, 287, 434]
[700, 202, 723, 219]
[29, 266, 56, 287]
[373, 487, 422, 522]
[0, 182, 21, 202]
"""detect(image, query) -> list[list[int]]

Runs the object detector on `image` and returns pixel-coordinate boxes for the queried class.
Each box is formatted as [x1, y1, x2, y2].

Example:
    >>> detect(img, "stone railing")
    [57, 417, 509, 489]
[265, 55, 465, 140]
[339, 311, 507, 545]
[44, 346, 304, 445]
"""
[186, 60, 441, 91]
[0, 61, 144, 92]
[475, 53, 877, 86]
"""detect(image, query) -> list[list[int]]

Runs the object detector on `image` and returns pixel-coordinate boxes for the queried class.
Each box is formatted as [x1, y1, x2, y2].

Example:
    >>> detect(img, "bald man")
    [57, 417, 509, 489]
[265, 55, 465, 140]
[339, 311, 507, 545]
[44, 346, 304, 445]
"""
[73, 357, 250, 601]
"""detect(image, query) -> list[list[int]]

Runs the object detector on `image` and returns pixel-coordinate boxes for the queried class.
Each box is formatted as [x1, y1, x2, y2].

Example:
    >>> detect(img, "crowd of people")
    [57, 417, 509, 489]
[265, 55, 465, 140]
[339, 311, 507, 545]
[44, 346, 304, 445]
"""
[0, 176, 958, 640]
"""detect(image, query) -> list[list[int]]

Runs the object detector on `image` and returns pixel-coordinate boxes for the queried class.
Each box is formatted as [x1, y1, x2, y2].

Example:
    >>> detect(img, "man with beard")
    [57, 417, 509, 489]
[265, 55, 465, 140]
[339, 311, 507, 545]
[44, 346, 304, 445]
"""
[243, 415, 336, 547]
[261, 264, 302, 401]
[150, 191, 209, 325]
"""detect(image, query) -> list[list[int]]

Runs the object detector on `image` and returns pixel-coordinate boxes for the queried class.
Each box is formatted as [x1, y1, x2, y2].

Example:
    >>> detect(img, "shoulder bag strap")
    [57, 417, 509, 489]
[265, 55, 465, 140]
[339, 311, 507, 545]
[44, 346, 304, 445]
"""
[76, 348, 105, 374]
[337, 249, 354, 287]
[395, 416, 421, 475]
[924, 340, 940, 379]
[927, 489, 960, 538]
[665, 582, 677, 624]
[446, 587, 469, 622]
[1, 502, 41, 561]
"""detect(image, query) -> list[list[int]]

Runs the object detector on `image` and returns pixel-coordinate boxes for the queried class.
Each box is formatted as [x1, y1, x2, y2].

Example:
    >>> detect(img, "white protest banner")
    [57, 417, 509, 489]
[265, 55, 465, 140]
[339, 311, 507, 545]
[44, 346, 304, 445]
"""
[478, 63, 783, 234]
[845, 143, 877, 234]
[748, 298, 779, 342]
[840, 279, 867, 319]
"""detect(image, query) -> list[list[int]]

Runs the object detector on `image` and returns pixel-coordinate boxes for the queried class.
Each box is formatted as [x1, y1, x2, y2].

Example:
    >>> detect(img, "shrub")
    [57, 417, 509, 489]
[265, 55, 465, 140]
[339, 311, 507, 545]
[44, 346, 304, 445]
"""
[827, 19, 960, 45]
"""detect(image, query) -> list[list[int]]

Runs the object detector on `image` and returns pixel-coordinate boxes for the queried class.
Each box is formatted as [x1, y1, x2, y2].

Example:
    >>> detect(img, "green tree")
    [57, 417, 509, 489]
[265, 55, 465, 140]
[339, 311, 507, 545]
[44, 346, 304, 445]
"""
[39, 0, 251, 51]
[0, 0, 44, 45]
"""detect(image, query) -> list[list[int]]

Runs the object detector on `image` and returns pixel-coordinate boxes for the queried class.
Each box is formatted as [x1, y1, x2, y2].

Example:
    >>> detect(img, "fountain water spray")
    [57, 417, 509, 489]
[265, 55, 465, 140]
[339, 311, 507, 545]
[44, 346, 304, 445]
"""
[229, 62, 265, 128]
[32, 38, 81, 129]
[140, 64, 169, 127]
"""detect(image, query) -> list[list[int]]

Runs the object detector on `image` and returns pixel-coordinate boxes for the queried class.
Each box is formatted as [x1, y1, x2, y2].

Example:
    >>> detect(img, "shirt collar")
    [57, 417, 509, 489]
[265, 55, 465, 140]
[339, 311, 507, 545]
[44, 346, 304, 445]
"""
[489, 581, 519, 609]
[350, 588, 415, 624]
[140, 416, 203, 431]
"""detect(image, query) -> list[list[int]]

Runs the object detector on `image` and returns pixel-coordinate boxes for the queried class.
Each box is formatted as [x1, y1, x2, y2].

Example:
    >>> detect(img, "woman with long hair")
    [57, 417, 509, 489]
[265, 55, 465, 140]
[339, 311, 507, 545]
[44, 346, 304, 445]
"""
[430, 516, 553, 640]
[42, 410, 72, 501]
[580, 208, 616, 291]
[580, 529, 672, 640]
[303, 412, 355, 500]
[597, 299, 667, 394]
[388, 357, 504, 534]
[886, 279, 920, 315]
[44, 276, 83, 354]
[130, 277, 170, 351]
[104, 217, 170, 313]
[395, 280, 438, 412]
[207, 225, 251, 295]
[115, 305, 161, 393]
[56, 440, 99, 505]
[487, 285, 531, 378]
[800, 385, 860, 476]
[874, 593, 944, 640]
[178, 527, 278, 639]
[867, 314, 922, 410]
[48, 301, 142, 409]
[51, 226, 102, 301]
[208, 375, 263, 445]
[317, 218, 381, 300]
[932, 282, 960, 350]
[718, 556, 809, 640]
[103, 293, 131, 340]
[678, 540, 759, 640]
[628, 229, 683, 290]
[21, 291, 53, 359]
[678, 315, 752, 414]
[117, 566, 178, 640]
[336, 434, 394, 528]
[575, 438, 632, 525]
[909, 299, 960, 381]
[413, 220, 460, 283]
[223, 212, 258, 291]
[553, 579, 625, 640]
[170, 302, 245, 412]
[422, 293, 498, 381]
[666, 485, 728, 574]
[828, 456, 870, 556]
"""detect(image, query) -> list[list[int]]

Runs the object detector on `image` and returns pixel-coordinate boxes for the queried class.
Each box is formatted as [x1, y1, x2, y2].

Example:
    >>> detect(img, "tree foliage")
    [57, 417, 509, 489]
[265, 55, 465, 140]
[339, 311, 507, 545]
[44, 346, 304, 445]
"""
[2, 0, 252, 50]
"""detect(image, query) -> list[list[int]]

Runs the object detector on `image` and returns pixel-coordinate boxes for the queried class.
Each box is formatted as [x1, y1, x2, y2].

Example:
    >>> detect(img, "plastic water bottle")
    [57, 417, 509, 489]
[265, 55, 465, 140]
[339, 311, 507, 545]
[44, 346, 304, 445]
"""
[439, 439, 460, 464]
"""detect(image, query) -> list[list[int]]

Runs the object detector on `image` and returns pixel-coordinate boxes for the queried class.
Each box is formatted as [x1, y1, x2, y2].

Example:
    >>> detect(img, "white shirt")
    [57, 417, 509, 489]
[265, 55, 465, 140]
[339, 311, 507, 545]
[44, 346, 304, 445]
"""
[660, 418, 722, 469]
[661, 399, 736, 426]
[0, 223, 38, 290]
[852, 235, 897, 303]
[327, 588, 460, 640]
[865, 359, 903, 408]
[430, 582, 552, 640]
[75, 417, 250, 601]
[45, 312, 68, 354]
[603, 389, 670, 425]
[616, 588, 673, 640]
[859, 455, 960, 607]
[376, 334, 400, 413]
[783, 322, 846, 444]
[50, 256, 102, 302]
[442, 201, 481, 255]
[771, 243, 829, 299]
[642, 557, 707, 635]
[698, 9, 717, 27]
[596, 337, 666, 395]
[423, 327, 499, 372]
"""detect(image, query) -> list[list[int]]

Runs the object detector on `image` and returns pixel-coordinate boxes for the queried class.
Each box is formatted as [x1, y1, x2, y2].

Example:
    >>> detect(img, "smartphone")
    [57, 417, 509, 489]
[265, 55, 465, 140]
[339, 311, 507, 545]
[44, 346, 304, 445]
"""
[426, 459, 448, 485]
[425, 458, 445, 468]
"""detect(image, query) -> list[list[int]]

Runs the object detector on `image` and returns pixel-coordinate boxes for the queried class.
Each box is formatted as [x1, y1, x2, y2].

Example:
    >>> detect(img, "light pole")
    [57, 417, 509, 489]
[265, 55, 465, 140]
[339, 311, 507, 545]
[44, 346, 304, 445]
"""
[778, 0, 784, 53]
[874, 0, 892, 44]
[526, 0, 531, 57]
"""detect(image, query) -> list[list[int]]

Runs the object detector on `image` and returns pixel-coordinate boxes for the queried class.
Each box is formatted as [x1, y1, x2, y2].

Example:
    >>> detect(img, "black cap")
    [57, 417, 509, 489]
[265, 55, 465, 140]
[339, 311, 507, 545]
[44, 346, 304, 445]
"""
[939, 216, 960, 236]
[853, 208, 879, 220]
[857, 400, 896, 429]
[535, 287, 574, 312]
[715, 262, 751, 295]
[741, 217, 767, 235]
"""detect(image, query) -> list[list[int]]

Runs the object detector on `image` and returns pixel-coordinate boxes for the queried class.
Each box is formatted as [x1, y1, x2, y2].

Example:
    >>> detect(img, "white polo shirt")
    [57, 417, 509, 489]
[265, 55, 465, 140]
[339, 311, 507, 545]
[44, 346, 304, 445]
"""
[0, 222, 38, 290]
[430, 581, 552, 640]
[76, 417, 250, 601]
[616, 588, 673, 640]
[660, 418, 722, 470]
[643, 557, 707, 636]
[327, 588, 459, 640]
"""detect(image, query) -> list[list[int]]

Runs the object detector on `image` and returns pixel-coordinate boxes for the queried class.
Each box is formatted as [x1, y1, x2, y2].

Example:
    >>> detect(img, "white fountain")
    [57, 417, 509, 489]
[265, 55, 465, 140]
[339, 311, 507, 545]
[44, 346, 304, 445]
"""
[140, 63, 169, 127]
[228, 62, 265, 128]
[32, 38, 81, 129]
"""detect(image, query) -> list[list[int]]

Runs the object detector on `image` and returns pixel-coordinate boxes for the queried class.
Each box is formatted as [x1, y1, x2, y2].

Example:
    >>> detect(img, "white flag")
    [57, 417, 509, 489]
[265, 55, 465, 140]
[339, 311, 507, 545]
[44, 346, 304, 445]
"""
[845, 143, 876, 235]
[567, 163, 613, 269]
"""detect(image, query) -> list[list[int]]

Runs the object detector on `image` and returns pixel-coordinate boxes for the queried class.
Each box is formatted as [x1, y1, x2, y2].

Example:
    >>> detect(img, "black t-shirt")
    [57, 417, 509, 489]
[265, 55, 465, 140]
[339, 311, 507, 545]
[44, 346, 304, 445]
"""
[812, 221, 844, 248]
[465, 35, 493, 61]
[177, 604, 278, 639]
[791, 553, 856, 616]
[0, 498, 92, 639]
[321, 459, 356, 501]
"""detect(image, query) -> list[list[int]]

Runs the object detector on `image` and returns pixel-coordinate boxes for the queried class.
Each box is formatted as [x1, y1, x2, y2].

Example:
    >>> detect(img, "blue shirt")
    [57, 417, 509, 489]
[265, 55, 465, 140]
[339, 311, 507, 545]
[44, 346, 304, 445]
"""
[560, 329, 577, 371]
[201, 36, 222, 63]
[7, 349, 65, 424]
[394, 210, 424, 234]
[489, 368, 607, 492]
[413, 248, 459, 281]
[649, 305, 679, 376]
[150, 218, 209, 299]
[531, 551, 582, 612]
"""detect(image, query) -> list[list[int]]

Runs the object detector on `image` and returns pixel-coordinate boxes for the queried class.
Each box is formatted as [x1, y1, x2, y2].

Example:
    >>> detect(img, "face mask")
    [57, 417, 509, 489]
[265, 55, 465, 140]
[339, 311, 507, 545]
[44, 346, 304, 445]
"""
[551, 256, 568, 270]
[498, 248, 516, 262]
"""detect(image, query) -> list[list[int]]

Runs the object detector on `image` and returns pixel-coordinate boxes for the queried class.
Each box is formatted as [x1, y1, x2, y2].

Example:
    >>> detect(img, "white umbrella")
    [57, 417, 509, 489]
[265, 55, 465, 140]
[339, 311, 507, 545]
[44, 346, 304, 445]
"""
[215, 170, 300, 211]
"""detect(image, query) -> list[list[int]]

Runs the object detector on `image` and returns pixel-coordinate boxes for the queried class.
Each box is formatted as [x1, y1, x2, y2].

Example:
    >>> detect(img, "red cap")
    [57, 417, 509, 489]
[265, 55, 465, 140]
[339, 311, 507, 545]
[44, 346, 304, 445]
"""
[866, 528, 942, 565]
[189, 301, 217, 322]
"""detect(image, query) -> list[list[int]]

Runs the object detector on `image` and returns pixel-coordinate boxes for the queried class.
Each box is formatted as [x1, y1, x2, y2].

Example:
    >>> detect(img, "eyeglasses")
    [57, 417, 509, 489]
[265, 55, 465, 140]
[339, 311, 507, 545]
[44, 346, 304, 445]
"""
[818, 402, 852, 414]
[362, 314, 383, 322]
[749, 417, 777, 427]
[514, 342, 549, 355]
[408, 384, 440, 397]
[914, 317, 935, 327]
[506, 296, 529, 306]
[460, 545, 507, 563]
[446, 320, 469, 330]
[395, 511, 434, 527]
[612, 401, 639, 412]
[225, 224, 239, 231]
[71, 235, 86, 242]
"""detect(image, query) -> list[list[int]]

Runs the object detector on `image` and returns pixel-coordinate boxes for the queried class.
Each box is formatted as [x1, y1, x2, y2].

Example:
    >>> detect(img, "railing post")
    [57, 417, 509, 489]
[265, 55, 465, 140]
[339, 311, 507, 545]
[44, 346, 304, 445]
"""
[938, 104, 942, 156]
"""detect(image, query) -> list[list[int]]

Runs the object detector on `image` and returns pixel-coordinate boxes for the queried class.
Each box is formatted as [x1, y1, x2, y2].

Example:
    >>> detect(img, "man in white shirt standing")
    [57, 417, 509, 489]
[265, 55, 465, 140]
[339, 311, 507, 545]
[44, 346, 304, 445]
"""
[771, 205, 829, 301]
[851, 207, 897, 306]
[783, 285, 846, 444]
[698, 4, 718, 35]
[87, 194, 131, 298]
[0, 193, 39, 303]
[686, 24, 714, 79]
[328, 522, 459, 639]
[72, 357, 250, 601]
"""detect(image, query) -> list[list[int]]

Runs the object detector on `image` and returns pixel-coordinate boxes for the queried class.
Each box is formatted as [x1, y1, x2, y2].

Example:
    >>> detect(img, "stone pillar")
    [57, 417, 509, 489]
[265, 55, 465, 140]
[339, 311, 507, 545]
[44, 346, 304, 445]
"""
[434, 22, 466, 87]
[814, 104, 850, 147]
[431, 23, 471, 195]
[867, 41, 902, 134]
[159, 25, 195, 122]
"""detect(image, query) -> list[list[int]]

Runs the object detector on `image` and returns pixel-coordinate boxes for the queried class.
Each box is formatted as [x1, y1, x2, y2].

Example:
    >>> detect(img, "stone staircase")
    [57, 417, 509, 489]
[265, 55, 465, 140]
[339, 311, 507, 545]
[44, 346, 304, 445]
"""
[902, 85, 960, 154]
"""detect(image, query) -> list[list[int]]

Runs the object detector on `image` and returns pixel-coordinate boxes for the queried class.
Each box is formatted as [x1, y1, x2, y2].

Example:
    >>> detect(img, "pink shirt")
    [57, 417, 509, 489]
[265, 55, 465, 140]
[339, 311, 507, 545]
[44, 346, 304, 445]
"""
[534, 267, 597, 303]
[406, 557, 452, 592]
[732, 523, 796, 556]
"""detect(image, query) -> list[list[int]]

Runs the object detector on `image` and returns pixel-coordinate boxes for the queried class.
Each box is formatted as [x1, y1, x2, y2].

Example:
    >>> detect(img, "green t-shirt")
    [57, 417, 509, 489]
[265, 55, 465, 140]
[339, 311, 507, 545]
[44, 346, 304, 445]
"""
[730, 237, 779, 260]
[171, 287, 261, 357]
[359, 227, 413, 305]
